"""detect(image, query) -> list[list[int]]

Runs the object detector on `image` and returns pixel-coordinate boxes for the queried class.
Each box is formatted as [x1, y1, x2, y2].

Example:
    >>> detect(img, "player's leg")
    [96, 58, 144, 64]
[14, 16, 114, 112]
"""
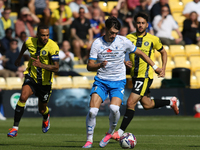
[83, 93, 102, 148]
[99, 97, 122, 147]
[112, 92, 141, 140]
[112, 78, 148, 140]
[7, 84, 33, 137]
[141, 94, 179, 114]
[99, 79, 126, 147]
[37, 85, 52, 133]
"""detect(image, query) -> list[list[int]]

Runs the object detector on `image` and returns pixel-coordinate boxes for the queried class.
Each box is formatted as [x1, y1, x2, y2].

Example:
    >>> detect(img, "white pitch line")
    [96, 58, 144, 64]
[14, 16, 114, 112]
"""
[1, 133, 200, 138]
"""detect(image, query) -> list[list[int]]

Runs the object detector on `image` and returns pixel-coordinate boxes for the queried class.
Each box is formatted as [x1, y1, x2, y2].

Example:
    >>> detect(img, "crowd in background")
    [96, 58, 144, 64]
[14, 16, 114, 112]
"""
[0, 0, 200, 79]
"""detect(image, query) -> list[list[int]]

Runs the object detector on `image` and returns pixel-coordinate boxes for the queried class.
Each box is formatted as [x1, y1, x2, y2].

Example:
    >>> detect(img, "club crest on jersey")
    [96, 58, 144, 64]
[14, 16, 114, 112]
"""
[107, 49, 112, 52]
[42, 50, 47, 55]
[144, 41, 149, 46]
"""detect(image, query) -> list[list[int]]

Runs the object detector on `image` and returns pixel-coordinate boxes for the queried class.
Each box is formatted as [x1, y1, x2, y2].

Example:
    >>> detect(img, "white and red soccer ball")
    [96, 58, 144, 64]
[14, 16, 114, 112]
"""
[119, 132, 137, 149]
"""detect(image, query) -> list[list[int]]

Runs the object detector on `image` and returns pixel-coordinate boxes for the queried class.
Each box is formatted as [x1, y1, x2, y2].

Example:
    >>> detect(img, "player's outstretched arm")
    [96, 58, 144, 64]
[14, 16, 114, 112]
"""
[159, 48, 167, 77]
[87, 59, 107, 71]
[134, 48, 162, 75]
[31, 56, 59, 72]
[15, 42, 27, 66]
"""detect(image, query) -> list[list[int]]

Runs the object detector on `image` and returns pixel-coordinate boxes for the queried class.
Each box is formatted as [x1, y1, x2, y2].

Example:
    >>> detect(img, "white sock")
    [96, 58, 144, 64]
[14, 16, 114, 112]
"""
[86, 107, 99, 143]
[13, 126, 18, 130]
[118, 129, 124, 137]
[108, 104, 120, 134]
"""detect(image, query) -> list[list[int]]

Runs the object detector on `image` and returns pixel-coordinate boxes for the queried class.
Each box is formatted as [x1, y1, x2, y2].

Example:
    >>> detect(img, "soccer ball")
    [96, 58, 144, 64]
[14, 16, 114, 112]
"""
[119, 132, 137, 149]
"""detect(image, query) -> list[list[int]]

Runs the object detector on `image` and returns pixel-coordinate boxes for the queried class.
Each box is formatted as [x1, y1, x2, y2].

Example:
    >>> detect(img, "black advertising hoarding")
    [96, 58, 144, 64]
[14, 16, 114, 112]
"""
[2, 88, 199, 117]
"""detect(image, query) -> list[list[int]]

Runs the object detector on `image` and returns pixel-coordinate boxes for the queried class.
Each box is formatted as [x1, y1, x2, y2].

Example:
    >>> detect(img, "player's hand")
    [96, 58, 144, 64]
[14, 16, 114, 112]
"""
[15, 58, 21, 66]
[125, 61, 132, 68]
[158, 69, 165, 77]
[154, 67, 162, 75]
[31, 56, 42, 68]
[100, 60, 108, 68]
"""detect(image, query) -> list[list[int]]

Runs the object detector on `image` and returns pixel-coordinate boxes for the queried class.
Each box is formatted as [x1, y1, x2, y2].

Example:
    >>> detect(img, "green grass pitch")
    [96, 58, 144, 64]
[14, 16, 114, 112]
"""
[0, 116, 200, 150]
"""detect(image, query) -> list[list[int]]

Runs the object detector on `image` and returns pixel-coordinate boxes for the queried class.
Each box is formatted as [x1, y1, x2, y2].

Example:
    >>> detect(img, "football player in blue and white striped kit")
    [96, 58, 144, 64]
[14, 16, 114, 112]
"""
[82, 16, 163, 148]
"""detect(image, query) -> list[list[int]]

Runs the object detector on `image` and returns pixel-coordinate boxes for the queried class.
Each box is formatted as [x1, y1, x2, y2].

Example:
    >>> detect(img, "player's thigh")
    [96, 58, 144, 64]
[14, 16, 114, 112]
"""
[90, 93, 103, 108]
[126, 92, 141, 109]
[20, 85, 34, 102]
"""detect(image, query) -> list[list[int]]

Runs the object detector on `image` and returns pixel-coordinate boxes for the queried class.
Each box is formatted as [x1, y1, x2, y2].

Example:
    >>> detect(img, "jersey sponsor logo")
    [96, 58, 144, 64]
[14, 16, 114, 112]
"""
[107, 49, 112, 53]
[144, 41, 149, 46]
[42, 50, 47, 55]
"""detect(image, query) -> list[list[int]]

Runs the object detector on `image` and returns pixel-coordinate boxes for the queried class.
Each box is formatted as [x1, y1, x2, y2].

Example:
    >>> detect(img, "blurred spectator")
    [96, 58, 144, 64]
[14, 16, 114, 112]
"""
[5, 39, 24, 79]
[56, 40, 81, 76]
[182, 0, 200, 22]
[90, 8, 105, 39]
[116, 0, 129, 21]
[0, 28, 13, 54]
[52, 0, 72, 45]
[146, 22, 154, 35]
[114, 1, 136, 33]
[16, 31, 30, 61]
[15, 7, 40, 37]
[88, 0, 105, 20]
[0, 7, 15, 39]
[70, 7, 93, 64]
[153, 5, 184, 46]
[69, 0, 91, 19]
[147, 0, 159, 10]
[28, 0, 51, 25]
[110, 8, 123, 26]
[134, 0, 150, 20]
[150, 0, 171, 22]
[119, 26, 128, 36]
[0, 0, 4, 18]
[0, 52, 16, 78]
[127, 0, 140, 11]
[182, 11, 200, 45]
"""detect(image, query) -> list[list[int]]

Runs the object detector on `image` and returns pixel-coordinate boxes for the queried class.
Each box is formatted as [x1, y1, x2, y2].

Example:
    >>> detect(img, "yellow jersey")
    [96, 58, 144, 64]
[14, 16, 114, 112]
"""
[127, 32, 163, 79]
[24, 37, 59, 85]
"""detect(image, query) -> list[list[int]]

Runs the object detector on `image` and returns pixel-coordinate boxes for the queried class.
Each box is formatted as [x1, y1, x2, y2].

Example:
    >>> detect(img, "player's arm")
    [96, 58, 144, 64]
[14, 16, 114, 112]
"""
[134, 48, 162, 75]
[87, 59, 107, 71]
[15, 42, 27, 66]
[159, 48, 167, 77]
[31, 56, 59, 72]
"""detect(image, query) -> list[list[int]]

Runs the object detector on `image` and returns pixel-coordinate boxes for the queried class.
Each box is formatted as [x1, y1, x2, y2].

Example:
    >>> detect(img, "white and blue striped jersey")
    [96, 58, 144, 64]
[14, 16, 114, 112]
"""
[89, 35, 137, 81]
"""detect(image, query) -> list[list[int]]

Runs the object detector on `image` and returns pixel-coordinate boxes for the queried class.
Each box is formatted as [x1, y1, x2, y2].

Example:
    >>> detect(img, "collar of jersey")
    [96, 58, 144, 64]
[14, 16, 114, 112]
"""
[102, 35, 116, 44]
[136, 32, 147, 38]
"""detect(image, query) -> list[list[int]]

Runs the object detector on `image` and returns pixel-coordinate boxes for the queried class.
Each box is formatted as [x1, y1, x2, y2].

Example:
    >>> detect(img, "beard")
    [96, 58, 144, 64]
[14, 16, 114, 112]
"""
[136, 27, 146, 34]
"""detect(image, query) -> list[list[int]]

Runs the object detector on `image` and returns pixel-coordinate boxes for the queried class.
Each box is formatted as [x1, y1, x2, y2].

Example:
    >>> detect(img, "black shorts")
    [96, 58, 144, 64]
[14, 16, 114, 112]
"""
[23, 75, 52, 103]
[131, 78, 153, 96]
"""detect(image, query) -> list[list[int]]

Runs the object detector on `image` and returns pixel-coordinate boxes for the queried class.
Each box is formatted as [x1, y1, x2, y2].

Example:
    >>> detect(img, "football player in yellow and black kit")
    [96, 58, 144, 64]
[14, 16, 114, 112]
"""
[7, 25, 59, 137]
[111, 12, 179, 140]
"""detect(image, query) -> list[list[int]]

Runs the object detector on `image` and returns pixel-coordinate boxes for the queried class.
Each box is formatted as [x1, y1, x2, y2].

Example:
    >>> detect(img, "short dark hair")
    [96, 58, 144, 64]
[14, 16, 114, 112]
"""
[105, 16, 121, 30]
[5, 28, 13, 34]
[3, 6, 11, 11]
[134, 12, 149, 23]
[37, 24, 49, 33]
[10, 38, 18, 43]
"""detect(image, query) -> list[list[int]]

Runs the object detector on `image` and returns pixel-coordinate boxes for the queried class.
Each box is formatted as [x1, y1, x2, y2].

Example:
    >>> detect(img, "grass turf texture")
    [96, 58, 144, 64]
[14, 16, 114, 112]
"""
[0, 116, 200, 150]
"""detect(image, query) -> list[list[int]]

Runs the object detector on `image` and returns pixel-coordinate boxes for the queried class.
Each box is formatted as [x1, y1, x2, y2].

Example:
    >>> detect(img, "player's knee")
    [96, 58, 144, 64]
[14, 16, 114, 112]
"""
[19, 95, 28, 103]
[89, 108, 99, 118]
[127, 100, 136, 108]
[110, 104, 120, 114]
[39, 108, 45, 114]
